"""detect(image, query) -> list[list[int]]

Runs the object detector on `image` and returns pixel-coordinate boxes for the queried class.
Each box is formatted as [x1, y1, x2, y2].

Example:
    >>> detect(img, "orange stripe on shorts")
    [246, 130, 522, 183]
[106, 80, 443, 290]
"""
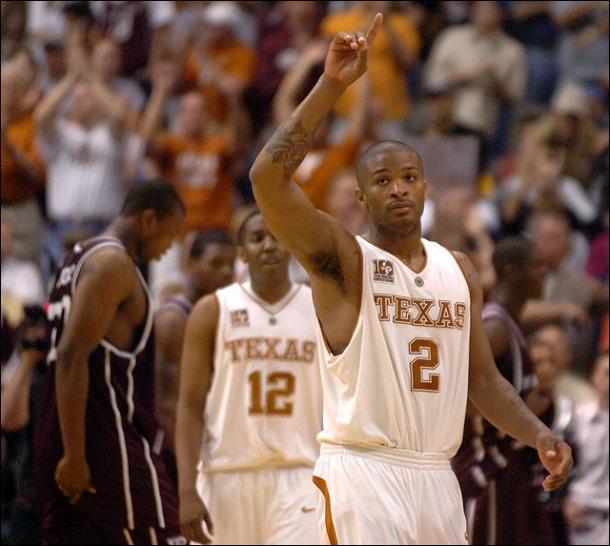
[313, 476, 339, 545]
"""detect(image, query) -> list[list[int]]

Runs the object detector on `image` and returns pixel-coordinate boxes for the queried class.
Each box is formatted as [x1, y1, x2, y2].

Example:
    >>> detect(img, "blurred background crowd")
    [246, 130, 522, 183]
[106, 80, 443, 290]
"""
[1, 1, 608, 544]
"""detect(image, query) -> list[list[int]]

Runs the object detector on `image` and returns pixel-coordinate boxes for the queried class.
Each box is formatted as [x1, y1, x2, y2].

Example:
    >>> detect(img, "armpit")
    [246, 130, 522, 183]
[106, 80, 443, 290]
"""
[308, 249, 345, 290]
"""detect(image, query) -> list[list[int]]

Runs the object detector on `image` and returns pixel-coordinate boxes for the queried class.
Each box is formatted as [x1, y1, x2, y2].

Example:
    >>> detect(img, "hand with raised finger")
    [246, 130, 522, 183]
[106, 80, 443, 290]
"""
[324, 13, 383, 87]
[536, 431, 573, 491]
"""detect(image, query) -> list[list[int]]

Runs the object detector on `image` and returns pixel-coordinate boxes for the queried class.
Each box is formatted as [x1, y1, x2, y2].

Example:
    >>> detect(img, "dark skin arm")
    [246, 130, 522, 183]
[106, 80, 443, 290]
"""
[175, 295, 216, 544]
[454, 251, 572, 491]
[250, 14, 383, 354]
[154, 308, 187, 451]
[54, 248, 135, 505]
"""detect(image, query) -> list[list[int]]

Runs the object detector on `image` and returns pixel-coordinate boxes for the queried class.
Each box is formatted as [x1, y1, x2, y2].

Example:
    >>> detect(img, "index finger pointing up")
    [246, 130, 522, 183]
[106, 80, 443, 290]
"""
[366, 13, 384, 44]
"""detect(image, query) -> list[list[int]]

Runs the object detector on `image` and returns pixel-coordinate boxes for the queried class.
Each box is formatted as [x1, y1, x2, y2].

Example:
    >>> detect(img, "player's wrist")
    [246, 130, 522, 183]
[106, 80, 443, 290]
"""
[319, 73, 349, 94]
[534, 426, 555, 448]
[62, 451, 87, 464]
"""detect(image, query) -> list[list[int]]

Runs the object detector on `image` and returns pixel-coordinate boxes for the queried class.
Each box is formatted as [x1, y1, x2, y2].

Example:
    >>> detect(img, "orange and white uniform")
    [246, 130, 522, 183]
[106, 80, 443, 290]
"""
[197, 282, 322, 544]
[313, 236, 471, 545]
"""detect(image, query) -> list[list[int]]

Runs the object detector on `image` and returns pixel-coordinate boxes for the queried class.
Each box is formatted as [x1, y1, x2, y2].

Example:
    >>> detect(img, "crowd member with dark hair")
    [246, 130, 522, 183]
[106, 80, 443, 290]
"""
[534, 322, 598, 406]
[155, 229, 235, 468]
[529, 334, 576, 546]
[33, 179, 187, 544]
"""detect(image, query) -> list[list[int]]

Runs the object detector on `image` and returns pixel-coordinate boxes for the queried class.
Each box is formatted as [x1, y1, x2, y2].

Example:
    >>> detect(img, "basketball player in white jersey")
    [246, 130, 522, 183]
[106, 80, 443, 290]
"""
[175, 210, 322, 544]
[249, 13, 573, 545]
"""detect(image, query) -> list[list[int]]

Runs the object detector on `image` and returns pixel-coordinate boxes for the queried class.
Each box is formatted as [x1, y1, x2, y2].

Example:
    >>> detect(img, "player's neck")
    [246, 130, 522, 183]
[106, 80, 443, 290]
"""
[490, 286, 527, 323]
[367, 223, 425, 271]
[185, 282, 204, 305]
[249, 273, 292, 305]
[103, 220, 139, 261]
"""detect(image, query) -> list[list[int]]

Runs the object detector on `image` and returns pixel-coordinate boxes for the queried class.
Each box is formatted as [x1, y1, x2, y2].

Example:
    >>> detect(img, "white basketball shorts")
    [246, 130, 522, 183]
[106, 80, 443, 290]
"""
[197, 466, 320, 545]
[313, 444, 469, 545]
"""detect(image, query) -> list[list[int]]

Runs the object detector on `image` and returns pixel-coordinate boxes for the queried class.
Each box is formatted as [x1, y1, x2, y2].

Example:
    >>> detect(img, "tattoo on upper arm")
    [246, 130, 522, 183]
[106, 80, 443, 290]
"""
[264, 118, 312, 179]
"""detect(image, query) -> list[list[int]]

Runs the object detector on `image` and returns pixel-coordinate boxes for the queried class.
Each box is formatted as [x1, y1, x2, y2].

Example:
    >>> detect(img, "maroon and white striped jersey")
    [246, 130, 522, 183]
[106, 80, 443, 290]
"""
[34, 237, 179, 531]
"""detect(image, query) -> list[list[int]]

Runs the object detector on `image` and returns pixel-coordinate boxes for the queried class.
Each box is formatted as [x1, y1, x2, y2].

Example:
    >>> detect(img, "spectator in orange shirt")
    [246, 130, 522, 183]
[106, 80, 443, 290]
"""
[320, 1, 420, 136]
[1, 51, 45, 263]
[141, 63, 241, 234]
[182, 2, 256, 123]
[139, 62, 242, 300]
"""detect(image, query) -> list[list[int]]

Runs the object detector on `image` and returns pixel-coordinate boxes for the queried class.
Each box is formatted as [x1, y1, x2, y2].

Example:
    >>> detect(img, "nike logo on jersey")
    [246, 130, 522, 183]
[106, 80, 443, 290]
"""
[301, 507, 316, 513]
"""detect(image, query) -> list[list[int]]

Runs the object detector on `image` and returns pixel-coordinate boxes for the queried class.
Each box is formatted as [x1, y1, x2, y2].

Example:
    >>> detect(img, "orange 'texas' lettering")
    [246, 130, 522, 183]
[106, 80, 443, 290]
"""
[225, 338, 316, 363]
[374, 294, 467, 330]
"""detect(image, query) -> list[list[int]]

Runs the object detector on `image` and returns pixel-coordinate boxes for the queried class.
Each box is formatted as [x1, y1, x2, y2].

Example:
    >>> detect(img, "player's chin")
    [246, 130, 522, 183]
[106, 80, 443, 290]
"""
[385, 216, 416, 233]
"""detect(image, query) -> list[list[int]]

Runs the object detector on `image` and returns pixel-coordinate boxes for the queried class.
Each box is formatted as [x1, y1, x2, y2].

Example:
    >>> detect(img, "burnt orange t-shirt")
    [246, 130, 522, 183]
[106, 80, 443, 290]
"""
[183, 43, 256, 120]
[155, 132, 234, 232]
[1, 113, 45, 203]
[293, 135, 361, 211]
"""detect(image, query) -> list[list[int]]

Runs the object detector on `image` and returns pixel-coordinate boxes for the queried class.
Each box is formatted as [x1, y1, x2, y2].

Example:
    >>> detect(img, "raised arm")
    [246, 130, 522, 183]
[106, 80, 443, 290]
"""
[84, 73, 129, 136]
[54, 248, 135, 505]
[272, 40, 327, 125]
[175, 295, 217, 544]
[249, 14, 383, 272]
[34, 72, 79, 135]
[138, 62, 176, 150]
[454, 251, 573, 492]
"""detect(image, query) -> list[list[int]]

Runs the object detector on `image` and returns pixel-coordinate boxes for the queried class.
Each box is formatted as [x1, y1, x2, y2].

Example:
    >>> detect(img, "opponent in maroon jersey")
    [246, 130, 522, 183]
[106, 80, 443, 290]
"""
[453, 237, 558, 545]
[34, 180, 189, 545]
[154, 229, 235, 484]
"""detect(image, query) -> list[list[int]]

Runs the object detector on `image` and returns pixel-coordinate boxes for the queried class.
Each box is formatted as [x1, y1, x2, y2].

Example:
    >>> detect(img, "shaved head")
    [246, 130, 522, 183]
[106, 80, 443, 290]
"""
[356, 141, 423, 188]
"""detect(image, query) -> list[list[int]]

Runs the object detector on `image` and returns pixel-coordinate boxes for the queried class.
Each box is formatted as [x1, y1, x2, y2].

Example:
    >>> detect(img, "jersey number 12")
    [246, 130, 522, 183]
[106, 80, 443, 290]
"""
[248, 371, 295, 416]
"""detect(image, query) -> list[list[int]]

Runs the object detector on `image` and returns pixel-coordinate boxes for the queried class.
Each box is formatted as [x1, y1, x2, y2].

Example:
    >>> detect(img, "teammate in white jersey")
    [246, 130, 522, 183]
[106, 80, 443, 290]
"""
[249, 13, 573, 545]
[176, 210, 322, 544]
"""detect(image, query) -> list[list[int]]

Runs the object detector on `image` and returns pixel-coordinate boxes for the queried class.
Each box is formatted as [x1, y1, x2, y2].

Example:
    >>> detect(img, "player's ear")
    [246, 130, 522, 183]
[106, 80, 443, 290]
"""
[140, 209, 158, 232]
[355, 187, 367, 210]
[236, 245, 248, 264]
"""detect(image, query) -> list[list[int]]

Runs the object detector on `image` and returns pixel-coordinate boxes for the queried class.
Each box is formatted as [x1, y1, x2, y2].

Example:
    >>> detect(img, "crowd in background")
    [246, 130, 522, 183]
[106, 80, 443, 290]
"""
[1, 1, 608, 544]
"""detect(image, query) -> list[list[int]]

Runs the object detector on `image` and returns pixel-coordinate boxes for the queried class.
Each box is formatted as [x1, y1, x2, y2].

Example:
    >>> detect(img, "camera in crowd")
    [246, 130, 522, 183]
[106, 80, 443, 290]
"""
[20, 305, 50, 353]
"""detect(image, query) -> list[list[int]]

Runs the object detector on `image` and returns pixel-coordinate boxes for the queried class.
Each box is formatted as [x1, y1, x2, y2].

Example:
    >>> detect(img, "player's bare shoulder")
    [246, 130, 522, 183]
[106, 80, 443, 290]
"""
[76, 244, 136, 291]
[188, 292, 220, 333]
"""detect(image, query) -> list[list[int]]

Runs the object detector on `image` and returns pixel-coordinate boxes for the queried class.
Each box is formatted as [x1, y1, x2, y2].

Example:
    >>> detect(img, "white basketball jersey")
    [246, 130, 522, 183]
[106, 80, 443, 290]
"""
[201, 282, 323, 472]
[316, 236, 471, 457]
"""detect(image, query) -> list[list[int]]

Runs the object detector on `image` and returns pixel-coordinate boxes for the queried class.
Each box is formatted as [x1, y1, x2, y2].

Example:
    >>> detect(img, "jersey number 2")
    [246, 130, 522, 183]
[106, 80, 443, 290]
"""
[409, 338, 440, 392]
[248, 371, 295, 416]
